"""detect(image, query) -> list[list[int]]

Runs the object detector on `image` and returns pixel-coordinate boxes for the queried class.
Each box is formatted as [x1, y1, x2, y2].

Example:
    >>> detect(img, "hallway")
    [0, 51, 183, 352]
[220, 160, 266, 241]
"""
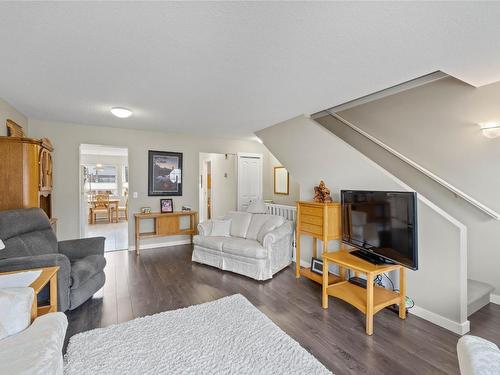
[86, 221, 128, 252]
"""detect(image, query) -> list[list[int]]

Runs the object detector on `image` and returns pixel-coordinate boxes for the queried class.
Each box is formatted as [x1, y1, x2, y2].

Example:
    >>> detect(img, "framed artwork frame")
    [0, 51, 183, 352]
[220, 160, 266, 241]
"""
[311, 257, 324, 275]
[148, 150, 183, 196]
[160, 199, 174, 213]
[273, 166, 289, 195]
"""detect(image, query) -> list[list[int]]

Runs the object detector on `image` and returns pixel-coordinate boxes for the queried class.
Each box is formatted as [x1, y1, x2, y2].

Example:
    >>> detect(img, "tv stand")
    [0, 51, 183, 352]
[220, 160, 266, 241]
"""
[321, 250, 406, 335]
[350, 249, 388, 265]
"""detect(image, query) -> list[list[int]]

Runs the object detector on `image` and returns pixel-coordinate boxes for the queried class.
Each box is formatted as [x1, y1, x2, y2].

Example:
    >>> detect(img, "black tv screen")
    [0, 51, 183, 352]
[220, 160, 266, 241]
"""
[341, 190, 418, 270]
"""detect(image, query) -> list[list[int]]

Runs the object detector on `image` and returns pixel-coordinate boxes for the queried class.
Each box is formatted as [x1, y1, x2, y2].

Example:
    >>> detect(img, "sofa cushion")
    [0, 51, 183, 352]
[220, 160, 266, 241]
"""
[247, 199, 268, 214]
[210, 219, 231, 237]
[246, 214, 271, 240]
[225, 211, 252, 238]
[193, 235, 225, 251]
[1, 229, 58, 259]
[0, 287, 34, 338]
[257, 216, 286, 243]
[222, 238, 267, 259]
[0, 208, 53, 241]
[70, 255, 106, 290]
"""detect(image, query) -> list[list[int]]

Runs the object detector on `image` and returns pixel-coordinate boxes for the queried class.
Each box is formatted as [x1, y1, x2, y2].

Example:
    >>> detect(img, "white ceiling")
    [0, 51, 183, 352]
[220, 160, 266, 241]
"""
[1, 2, 500, 138]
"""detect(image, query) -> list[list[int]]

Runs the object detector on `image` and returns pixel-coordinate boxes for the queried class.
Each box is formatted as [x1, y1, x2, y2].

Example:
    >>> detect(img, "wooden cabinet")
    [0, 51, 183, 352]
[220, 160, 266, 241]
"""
[0, 136, 54, 219]
[295, 201, 342, 284]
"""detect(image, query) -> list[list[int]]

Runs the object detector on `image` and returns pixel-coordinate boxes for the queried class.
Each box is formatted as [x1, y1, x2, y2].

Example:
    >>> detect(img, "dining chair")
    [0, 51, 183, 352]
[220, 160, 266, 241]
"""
[117, 197, 129, 221]
[90, 194, 111, 224]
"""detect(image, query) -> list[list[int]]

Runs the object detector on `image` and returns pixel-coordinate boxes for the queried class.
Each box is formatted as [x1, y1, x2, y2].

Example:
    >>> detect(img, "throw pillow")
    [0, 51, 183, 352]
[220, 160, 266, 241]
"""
[247, 199, 268, 214]
[0, 287, 34, 338]
[210, 219, 231, 237]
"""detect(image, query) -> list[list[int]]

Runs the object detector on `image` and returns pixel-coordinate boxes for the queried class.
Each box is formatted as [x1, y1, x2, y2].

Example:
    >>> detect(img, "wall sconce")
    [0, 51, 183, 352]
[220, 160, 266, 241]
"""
[479, 122, 500, 138]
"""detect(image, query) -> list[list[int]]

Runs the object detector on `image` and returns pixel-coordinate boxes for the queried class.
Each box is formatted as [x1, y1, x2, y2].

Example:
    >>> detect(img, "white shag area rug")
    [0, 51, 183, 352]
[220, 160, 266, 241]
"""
[64, 294, 332, 375]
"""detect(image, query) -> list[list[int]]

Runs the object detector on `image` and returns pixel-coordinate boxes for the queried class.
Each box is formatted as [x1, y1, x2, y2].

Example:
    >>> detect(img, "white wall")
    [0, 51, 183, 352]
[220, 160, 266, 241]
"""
[28, 118, 274, 248]
[328, 77, 500, 296]
[338, 76, 500, 215]
[80, 153, 128, 167]
[256, 115, 468, 334]
[0, 97, 28, 136]
[267, 153, 300, 206]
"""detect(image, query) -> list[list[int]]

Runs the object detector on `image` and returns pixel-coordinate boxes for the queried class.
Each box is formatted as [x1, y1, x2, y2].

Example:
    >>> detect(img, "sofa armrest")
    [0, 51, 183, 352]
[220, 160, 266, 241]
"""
[197, 221, 212, 236]
[0, 253, 70, 277]
[457, 335, 500, 375]
[58, 237, 105, 260]
[262, 221, 293, 248]
[0, 312, 68, 375]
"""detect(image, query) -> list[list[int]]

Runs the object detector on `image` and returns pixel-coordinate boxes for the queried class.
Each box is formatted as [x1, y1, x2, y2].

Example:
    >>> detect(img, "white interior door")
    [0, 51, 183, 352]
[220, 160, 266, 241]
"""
[237, 153, 263, 211]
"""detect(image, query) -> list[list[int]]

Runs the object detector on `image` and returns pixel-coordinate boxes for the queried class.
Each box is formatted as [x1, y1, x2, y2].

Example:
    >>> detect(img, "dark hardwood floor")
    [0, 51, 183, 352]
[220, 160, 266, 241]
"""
[65, 245, 500, 375]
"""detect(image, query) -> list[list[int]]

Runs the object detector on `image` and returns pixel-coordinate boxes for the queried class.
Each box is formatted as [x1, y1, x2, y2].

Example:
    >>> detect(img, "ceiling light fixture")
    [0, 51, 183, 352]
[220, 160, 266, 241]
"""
[110, 107, 133, 119]
[479, 122, 500, 139]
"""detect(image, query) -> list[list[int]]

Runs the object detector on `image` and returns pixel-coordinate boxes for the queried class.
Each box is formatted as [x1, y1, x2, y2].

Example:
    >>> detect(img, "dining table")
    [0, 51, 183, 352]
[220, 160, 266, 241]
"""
[88, 198, 121, 223]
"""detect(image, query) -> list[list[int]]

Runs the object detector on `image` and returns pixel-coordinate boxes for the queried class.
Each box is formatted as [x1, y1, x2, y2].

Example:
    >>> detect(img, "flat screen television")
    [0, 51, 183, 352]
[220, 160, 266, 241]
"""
[341, 190, 418, 270]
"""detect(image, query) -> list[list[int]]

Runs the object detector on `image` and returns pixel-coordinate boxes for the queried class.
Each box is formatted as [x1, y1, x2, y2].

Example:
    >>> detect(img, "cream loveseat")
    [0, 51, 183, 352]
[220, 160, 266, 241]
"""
[192, 202, 294, 280]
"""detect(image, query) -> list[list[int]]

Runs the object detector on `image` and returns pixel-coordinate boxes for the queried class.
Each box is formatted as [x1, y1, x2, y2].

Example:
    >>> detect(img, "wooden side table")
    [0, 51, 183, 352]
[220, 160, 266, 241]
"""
[0, 267, 59, 321]
[322, 251, 406, 335]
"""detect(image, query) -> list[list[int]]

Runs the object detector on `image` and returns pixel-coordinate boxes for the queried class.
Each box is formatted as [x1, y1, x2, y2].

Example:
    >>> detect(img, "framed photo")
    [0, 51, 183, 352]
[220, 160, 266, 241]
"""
[311, 257, 324, 275]
[148, 150, 183, 196]
[160, 199, 174, 213]
[274, 166, 289, 195]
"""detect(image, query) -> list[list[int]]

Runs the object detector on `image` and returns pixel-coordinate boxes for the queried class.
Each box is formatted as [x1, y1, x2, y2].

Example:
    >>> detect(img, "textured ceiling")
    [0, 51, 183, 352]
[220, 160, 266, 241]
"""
[1, 2, 500, 137]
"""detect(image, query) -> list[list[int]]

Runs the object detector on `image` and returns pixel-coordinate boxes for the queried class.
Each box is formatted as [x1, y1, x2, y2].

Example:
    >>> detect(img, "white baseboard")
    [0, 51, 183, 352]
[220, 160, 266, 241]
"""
[490, 294, 500, 305]
[410, 305, 470, 335]
[128, 239, 192, 251]
[299, 259, 310, 268]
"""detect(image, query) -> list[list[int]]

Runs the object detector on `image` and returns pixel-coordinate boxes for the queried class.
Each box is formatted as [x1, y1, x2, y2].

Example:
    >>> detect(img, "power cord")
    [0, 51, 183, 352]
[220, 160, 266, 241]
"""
[382, 273, 414, 310]
[350, 271, 415, 310]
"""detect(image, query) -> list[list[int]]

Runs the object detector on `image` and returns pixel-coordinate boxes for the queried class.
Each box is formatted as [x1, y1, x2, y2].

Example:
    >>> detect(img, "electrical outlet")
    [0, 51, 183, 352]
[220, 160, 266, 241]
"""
[133, 192, 138, 198]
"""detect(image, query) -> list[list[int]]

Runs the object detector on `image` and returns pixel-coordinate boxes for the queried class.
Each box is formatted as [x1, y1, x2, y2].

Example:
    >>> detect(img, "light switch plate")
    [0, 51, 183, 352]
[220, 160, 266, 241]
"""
[133, 192, 138, 198]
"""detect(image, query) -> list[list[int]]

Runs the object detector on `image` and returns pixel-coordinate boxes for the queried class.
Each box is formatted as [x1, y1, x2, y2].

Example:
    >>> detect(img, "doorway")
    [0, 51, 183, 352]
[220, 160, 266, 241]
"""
[79, 144, 129, 252]
[237, 153, 263, 211]
[199, 153, 237, 222]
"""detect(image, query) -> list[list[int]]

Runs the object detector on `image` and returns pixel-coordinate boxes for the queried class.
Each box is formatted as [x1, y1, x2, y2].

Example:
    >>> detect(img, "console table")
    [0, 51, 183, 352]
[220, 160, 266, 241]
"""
[134, 211, 198, 255]
[322, 250, 406, 335]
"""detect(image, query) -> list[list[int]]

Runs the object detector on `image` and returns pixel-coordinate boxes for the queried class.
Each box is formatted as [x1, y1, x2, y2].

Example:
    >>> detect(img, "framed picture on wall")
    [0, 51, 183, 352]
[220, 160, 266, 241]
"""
[274, 166, 289, 195]
[148, 150, 183, 196]
[160, 199, 174, 213]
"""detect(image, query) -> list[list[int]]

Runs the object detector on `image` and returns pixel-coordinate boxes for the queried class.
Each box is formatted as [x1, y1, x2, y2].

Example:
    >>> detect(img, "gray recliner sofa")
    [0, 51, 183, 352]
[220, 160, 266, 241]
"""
[0, 208, 106, 311]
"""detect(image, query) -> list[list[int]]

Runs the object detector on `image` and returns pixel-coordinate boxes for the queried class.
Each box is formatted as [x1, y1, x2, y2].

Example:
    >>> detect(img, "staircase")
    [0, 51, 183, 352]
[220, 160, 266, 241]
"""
[256, 114, 470, 334]
[468, 279, 494, 316]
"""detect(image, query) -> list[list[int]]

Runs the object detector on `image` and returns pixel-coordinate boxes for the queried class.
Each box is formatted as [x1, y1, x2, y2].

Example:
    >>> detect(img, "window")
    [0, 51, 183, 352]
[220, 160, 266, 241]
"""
[84, 165, 118, 195]
[122, 165, 129, 196]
